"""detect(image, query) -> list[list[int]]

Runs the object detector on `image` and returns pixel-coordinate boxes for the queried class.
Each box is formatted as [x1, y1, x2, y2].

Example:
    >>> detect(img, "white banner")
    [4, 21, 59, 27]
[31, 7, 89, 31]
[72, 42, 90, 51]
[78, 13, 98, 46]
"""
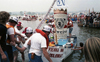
[54, 0, 68, 10]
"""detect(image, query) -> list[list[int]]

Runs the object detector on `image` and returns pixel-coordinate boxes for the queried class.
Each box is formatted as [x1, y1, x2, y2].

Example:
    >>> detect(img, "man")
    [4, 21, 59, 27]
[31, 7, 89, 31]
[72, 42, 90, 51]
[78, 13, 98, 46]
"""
[21, 27, 33, 47]
[67, 18, 73, 37]
[6, 17, 19, 62]
[13, 22, 25, 62]
[15, 22, 25, 43]
[11, 25, 52, 62]
[0, 11, 10, 62]
[15, 22, 23, 34]
[22, 27, 33, 39]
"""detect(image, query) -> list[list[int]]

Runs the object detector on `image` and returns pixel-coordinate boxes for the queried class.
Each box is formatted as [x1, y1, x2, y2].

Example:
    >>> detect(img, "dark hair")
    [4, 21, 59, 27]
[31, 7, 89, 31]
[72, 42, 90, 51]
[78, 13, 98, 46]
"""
[0, 11, 10, 24]
[25, 32, 33, 34]
[9, 19, 17, 24]
[42, 30, 46, 33]
[80, 42, 84, 47]
[42, 30, 50, 33]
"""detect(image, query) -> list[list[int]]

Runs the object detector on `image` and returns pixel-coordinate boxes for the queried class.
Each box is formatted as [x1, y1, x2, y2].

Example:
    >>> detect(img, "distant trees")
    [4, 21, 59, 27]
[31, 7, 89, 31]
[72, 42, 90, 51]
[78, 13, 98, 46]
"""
[8, 11, 53, 16]
[27, 12, 35, 15]
[20, 11, 24, 16]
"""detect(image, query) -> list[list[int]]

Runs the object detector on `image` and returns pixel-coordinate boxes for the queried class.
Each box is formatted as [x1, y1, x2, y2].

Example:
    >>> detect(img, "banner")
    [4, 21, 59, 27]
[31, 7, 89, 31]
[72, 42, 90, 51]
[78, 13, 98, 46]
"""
[54, 0, 68, 10]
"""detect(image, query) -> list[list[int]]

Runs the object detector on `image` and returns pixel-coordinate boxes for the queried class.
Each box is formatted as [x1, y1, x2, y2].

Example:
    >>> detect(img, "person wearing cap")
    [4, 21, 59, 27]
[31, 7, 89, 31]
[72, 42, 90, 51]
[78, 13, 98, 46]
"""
[22, 27, 33, 40]
[6, 17, 21, 62]
[13, 22, 25, 62]
[15, 22, 23, 32]
[0, 11, 10, 62]
[11, 25, 52, 62]
[15, 22, 24, 43]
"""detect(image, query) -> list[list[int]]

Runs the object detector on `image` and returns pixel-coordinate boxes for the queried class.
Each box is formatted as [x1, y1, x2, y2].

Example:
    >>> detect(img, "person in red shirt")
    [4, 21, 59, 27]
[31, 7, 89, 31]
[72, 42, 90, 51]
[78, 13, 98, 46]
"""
[67, 18, 73, 37]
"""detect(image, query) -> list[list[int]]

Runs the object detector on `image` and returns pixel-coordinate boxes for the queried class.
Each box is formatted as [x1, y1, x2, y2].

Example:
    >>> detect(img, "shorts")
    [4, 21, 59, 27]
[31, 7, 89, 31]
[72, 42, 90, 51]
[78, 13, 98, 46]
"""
[28, 53, 43, 62]
[0, 51, 9, 62]
[12, 45, 21, 52]
[69, 27, 73, 34]
[6, 45, 13, 61]
[12, 46, 18, 52]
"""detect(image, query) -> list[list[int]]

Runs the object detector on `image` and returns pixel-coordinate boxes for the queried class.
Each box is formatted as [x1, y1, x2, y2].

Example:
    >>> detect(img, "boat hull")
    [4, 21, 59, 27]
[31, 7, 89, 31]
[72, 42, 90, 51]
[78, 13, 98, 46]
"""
[42, 36, 77, 62]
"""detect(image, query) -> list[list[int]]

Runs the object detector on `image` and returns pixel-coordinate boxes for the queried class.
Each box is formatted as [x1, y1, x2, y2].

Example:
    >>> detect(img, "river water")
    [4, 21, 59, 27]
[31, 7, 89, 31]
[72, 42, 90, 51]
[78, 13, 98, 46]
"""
[17, 20, 100, 62]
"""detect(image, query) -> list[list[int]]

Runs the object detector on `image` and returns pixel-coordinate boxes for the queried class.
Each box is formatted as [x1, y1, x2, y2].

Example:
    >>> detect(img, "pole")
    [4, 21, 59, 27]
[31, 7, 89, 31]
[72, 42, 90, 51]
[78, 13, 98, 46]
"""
[26, 0, 56, 42]
[33, 0, 56, 33]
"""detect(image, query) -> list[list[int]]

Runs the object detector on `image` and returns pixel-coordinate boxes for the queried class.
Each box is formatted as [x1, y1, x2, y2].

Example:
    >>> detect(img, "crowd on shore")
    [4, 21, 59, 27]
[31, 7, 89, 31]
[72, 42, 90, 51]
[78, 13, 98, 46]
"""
[0, 11, 100, 62]
[68, 12, 100, 27]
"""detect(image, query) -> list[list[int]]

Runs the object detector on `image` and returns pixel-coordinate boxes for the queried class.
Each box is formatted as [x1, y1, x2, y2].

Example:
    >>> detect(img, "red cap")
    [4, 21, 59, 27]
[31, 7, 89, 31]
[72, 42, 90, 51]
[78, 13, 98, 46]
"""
[17, 22, 22, 26]
[22, 27, 33, 33]
[22, 27, 28, 33]
[18, 22, 21, 24]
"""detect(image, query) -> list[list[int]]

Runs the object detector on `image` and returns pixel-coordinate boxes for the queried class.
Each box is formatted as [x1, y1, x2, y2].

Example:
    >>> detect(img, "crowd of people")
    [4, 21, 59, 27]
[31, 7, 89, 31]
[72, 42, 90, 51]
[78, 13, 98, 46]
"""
[0, 11, 100, 62]
[68, 12, 100, 27]
[0, 11, 52, 62]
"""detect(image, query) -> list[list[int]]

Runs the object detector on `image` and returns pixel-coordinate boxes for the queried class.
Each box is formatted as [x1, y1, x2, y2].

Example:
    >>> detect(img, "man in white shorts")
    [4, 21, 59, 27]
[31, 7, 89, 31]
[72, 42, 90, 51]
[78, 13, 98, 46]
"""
[14, 22, 25, 62]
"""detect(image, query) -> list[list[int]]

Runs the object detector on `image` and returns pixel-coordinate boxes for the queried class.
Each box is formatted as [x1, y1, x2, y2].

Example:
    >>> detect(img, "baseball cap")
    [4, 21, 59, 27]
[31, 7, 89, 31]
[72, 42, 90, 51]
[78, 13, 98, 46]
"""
[9, 17, 18, 24]
[22, 27, 33, 33]
[43, 25, 51, 32]
[17, 22, 23, 28]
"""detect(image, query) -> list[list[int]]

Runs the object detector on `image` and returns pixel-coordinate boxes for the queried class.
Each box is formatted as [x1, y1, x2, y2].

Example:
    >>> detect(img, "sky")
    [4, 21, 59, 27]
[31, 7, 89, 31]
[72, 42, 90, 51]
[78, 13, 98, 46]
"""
[0, 0, 100, 13]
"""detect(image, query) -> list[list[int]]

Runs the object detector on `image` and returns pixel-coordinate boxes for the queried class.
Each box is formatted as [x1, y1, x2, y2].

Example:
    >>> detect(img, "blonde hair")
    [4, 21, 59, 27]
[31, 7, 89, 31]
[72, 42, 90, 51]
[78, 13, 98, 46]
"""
[84, 37, 100, 62]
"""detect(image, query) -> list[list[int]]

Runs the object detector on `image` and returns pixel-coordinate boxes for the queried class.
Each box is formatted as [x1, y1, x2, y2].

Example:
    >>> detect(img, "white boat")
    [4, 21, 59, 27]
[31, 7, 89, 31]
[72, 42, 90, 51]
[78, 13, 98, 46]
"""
[42, 35, 77, 62]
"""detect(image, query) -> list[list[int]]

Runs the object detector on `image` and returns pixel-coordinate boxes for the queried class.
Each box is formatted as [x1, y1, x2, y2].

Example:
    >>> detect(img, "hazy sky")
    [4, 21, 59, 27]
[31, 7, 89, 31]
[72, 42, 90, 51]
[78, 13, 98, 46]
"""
[0, 0, 100, 12]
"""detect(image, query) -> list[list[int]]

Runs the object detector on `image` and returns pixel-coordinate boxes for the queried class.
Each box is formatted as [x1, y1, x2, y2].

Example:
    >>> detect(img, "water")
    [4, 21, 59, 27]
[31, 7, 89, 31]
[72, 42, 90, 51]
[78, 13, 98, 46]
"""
[17, 20, 100, 62]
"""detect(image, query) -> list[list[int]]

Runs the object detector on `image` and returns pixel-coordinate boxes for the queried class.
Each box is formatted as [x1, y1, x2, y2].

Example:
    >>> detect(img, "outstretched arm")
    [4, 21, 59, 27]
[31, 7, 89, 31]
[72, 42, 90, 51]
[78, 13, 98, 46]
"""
[71, 47, 83, 50]
[15, 32, 24, 38]
[42, 48, 52, 62]
[16, 46, 26, 52]
[10, 42, 26, 52]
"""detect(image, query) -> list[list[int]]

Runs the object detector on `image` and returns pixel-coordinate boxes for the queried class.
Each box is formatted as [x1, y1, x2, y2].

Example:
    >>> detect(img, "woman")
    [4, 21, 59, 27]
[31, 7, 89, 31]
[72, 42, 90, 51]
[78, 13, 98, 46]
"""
[84, 37, 100, 62]
[0, 11, 10, 62]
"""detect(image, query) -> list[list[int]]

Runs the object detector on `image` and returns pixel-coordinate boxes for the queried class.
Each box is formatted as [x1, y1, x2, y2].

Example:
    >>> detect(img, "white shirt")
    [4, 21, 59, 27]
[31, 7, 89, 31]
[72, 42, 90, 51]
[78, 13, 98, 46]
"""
[14, 27, 20, 41]
[6, 23, 14, 35]
[23, 33, 47, 56]
[7, 28, 14, 35]
[15, 27, 20, 33]
[21, 33, 28, 39]
[69, 21, 72, 24]
[15, 27, 28, 39]
[6, 27, 15, 45]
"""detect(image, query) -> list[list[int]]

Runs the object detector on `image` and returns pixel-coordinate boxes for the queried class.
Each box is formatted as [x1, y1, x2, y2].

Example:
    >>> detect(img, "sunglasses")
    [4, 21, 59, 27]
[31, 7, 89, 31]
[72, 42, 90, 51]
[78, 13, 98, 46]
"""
[26, 32, 33, 34]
